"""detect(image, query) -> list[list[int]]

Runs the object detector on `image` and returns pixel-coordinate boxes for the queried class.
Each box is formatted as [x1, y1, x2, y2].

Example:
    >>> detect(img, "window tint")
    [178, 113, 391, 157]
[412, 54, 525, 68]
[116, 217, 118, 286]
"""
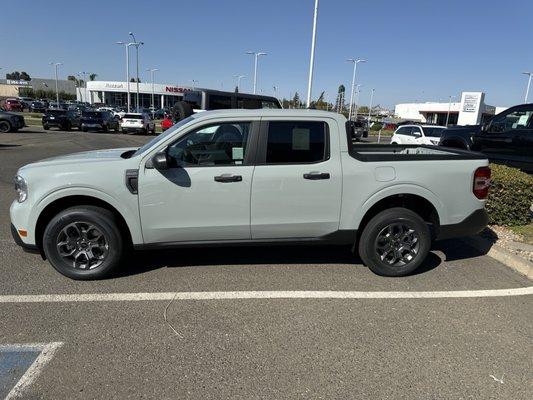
[237, 97, 261, 109]
[489, 109, 533, 133]
[265, 121, 327, 164]
[168, 122, 251, 166]
[423, 127, 445, 137]
[208, 95, 232, 110]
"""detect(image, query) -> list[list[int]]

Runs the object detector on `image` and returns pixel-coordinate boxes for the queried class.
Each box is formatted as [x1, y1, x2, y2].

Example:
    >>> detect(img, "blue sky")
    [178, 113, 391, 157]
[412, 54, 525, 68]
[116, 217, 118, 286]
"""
[2, 0, 533, 108]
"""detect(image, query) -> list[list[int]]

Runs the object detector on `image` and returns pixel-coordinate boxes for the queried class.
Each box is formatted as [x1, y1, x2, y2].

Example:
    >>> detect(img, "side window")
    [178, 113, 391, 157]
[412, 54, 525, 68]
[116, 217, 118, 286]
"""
[237, 97, 261, 109]
[489, 109, 533, 133]
[261, 100, 280, 109]
[397, 127, 411, 136]
[168, 122, 251, 166]
[208, 95, 232, 110]
[265, 121, 327, 164]
[411, 127, 422, 136]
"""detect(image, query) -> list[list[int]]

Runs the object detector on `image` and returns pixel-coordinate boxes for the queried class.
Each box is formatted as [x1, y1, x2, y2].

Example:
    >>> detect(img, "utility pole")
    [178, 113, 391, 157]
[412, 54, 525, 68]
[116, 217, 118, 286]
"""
[368, 88, 375, 127]
[129, 32, 144, 111]
[346, 59, 366, 120]
[306, 0, 319, 107]
[147, 68, 159, 117]
[116, 41, 134, 112]
[246, 51, 267, 94]
[523, 72, 533, 103]
[446, 95, 452, 126]
[49, 62, 62, 105]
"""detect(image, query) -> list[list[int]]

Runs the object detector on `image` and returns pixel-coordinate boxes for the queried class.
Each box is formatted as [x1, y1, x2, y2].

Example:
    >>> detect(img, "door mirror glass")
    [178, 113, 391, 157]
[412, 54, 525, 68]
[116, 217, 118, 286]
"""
[151, 152, 170, 170]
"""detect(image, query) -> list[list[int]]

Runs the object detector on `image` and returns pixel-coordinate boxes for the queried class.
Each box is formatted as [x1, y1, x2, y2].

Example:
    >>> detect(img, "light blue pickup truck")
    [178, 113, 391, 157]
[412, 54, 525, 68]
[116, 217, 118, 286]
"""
[10, 109, 490, 279]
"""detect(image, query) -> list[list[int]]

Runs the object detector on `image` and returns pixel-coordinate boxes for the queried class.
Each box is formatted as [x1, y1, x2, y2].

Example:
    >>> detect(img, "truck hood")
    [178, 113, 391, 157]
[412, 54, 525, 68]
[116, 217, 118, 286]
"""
[20, 147, 137, 170]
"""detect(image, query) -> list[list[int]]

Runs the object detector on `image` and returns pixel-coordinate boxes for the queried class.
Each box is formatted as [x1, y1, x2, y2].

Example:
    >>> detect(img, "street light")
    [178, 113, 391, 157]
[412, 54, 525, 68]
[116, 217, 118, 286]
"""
[245, 51, 267, 94]
[78, 71, 91, 104]
[354, 84, 362, 119]
[346, 58, 366, 120]
[522, 72, 533, 103]
[445, 96, 454, 127]
[306, 0, 319, 107]
[49, 62, 62, 105]
[234, 75, 246, 91]
[190, 79, 198, 90]
[129, 32, 144, 111]
[147, 68, 159, 117]
[367, 88, 375, 126]
[116, 41, 135, 112]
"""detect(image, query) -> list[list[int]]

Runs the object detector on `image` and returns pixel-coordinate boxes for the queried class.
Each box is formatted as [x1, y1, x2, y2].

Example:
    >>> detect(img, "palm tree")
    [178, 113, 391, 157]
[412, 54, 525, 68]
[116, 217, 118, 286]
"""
[89, 73, 98, 81]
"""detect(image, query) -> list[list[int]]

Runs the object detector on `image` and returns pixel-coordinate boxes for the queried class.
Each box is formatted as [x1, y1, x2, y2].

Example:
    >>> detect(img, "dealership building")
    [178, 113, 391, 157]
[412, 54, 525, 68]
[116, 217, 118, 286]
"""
[78, 81, 197, 109]
[395, 92, 508, 126]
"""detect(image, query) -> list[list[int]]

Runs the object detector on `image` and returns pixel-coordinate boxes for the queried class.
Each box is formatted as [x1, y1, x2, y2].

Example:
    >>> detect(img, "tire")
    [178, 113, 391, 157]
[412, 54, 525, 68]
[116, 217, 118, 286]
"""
[82, 127, 88, 132]
[63, 122, 71, 131]
[0, 120, 12, 133]
[358, 207, 431, 277]
[391, 142, 398, 145]
[171, 101, 193, 122]
[114, 125, 119, 133]
[102, 124, 108, 133]
[42, 206, 124, 280]
[43, 124, 50, 130]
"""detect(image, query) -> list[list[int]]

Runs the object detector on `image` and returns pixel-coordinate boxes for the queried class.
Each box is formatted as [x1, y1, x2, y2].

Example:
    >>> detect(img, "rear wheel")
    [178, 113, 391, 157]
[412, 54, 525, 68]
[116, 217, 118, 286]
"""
[43, 124, 50, 130]
[358, 207, 431, 277]
[42, 206, 124, 280]
[0, 120, 12, 133]
[102, 124, 108, 133]
[63, 122, 71, 131]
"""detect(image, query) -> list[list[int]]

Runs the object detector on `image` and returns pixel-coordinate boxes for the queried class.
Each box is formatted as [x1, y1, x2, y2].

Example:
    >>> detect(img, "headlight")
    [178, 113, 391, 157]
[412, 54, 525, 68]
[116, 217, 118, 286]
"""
[14, 175, 28, 203]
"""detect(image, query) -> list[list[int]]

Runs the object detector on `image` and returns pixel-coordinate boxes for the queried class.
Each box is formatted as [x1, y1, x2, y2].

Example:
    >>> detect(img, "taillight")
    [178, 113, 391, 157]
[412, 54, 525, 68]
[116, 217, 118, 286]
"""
[473, 166, 491, 199]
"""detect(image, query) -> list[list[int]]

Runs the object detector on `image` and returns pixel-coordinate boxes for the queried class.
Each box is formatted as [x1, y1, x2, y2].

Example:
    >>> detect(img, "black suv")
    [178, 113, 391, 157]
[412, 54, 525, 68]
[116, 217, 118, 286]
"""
[439, 103, 533, 172]
[0, 108, 26, 133]
[42, 109, 81, 131]
[80, 111, 119, 133]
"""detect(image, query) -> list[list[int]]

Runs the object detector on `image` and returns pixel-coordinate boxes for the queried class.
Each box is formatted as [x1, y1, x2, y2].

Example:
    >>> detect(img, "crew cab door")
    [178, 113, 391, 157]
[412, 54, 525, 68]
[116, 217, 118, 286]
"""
[138, 120, 258, 243]
[250, 118, 342, 239]
[477, 106, 533, 162]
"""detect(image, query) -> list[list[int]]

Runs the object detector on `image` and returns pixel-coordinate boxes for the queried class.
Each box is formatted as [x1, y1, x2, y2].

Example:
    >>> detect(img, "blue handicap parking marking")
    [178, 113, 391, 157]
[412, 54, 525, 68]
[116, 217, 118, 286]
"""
[0, 347, 41, 399]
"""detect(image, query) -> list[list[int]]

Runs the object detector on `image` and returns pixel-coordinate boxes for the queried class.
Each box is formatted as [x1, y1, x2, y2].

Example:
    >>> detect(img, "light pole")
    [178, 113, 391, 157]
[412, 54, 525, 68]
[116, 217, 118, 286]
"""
[190, 80, 198, 90]
[523, 72, 533, 103]
[147, 68, 159, 116]
[445, 96, 453, 127]
[246, 51, 267, 94]
[354, 84, 362, 119]
[367, 88, 375, 126]
[117, 41, 134, 112]
[129, 32, 144, 111]
[306, 0, 319, 108]
[346, 58, 366, 121]
[234, 75, 246, 91]
[49, 62, 62, 105]
[78, 71, 91, 103]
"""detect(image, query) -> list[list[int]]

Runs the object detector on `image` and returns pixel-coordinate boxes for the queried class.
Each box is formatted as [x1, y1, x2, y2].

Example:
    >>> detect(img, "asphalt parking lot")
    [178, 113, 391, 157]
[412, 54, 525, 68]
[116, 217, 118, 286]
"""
[0, 129, 531, 399]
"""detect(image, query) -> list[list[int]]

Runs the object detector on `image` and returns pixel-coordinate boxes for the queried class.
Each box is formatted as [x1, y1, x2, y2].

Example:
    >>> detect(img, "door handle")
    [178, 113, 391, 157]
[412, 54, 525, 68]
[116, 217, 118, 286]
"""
[214, 174, 243, 183]
[303, 172, 330, 180]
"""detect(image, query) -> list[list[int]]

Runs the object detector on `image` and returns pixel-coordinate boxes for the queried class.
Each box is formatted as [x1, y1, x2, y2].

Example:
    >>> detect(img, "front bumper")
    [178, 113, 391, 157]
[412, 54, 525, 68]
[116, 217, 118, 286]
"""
[10, 223, 39, 254]
[436, 208, 488, 240]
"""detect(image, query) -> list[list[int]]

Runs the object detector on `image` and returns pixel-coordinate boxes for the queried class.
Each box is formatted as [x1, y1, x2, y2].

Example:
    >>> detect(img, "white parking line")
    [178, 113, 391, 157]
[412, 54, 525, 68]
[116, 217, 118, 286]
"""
[0, 287, 531, 303]
[3, 342, 63, 400]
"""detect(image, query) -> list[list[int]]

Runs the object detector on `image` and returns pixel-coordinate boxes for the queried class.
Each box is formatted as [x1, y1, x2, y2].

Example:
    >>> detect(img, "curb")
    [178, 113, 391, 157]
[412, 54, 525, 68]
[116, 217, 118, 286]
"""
[461, 236, 533, 280]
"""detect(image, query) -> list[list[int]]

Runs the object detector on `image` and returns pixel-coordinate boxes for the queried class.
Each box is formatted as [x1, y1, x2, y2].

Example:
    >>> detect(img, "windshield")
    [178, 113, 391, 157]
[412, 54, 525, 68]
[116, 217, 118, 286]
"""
[132, 115, 196, 157]
[423, 127, 445, 137]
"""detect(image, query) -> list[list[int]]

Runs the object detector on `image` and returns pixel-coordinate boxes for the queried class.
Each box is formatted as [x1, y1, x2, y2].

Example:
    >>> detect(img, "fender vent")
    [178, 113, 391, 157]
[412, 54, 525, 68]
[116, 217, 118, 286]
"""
[125, 169, 139, 194]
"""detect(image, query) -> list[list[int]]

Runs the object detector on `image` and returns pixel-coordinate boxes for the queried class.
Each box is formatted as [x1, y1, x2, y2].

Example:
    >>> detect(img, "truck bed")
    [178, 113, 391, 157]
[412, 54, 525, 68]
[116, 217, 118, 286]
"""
[349, 144, 488, 162]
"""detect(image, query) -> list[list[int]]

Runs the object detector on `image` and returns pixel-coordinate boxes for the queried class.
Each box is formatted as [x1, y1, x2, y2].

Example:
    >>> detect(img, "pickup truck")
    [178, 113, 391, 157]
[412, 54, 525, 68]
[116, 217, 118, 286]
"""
[10, 109, 491, 280]
[439, 103, 533, 172]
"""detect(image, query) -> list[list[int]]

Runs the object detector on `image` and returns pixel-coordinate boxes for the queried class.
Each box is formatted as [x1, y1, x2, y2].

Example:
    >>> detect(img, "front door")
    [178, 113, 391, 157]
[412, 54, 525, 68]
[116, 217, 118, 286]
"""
[250, 119, 342, 239]
[138, 120, 258, 243]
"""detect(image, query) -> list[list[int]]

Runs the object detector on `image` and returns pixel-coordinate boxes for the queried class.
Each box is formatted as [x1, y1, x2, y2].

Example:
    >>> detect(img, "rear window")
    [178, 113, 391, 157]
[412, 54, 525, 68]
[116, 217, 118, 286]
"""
[423, 127, 445, 137]
[265, 121, 328, 164]
[208, 95, 232, 110]
[82, 111, 102, 118]
[123, 114, 143, 119]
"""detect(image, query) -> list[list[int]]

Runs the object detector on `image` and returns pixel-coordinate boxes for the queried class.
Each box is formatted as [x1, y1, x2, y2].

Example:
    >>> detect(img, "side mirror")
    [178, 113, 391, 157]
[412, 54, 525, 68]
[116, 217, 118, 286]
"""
[151, 152, 170, 170]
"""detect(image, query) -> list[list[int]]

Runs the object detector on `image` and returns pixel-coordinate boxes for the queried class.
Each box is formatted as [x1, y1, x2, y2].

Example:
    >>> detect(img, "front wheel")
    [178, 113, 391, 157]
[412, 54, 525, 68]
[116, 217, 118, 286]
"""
[0, 120, 12, 133]
[358, 207, 431, 277]
[42, 206, 124, 280]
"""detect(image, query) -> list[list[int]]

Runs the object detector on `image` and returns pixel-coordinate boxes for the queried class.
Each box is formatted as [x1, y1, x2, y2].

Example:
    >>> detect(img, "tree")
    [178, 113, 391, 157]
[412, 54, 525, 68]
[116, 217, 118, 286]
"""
[129, 77, 140, 83]
[67, 75, 77, 82]
[234, 86, 239, 93]
[19, 71, 31, 81]
[6, 71, 21, 80]
[357, 105, 369, 115]
[335, 85, 346, 113]
[292, 92, 300, 108]
[89, 73, 98, 81]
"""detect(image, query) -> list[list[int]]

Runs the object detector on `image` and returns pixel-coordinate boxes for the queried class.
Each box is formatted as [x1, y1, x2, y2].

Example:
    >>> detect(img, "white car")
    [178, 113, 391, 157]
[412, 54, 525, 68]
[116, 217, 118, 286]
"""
[120, 113, 156, 135]
[391, 125, 446, 146]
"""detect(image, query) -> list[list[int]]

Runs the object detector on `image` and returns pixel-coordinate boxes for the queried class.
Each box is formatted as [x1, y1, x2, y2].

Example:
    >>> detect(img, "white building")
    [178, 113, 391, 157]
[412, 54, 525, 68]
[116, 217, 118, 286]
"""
[395, 92, 505, 126]
[78, 81, 198, 109]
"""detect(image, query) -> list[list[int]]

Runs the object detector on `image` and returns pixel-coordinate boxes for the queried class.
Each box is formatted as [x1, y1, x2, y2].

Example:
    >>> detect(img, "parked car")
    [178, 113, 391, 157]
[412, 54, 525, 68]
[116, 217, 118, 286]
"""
[391, 125, 446, 145]
[42, 109, 81, 131]
[171, 89, 282, 121]
[0, 109, 25, 133]
[29, 101, 47, 113]
[439, 103, 533, 172]
[3, 98, 23, 112]
[347, 120, 368, 141]
[10, 109, 490, 280]
[120, 113, 156, 135]
[18, 97, 34, 110]
[80, 110, 120, 133]
[48, 102, 67, 110]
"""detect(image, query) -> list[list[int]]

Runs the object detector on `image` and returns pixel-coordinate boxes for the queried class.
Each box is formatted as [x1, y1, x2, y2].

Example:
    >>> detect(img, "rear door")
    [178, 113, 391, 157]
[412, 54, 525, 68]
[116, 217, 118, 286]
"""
[410, 126, 423, 144]
[250, 118, 342, 239]
[394, 126, 412, 144]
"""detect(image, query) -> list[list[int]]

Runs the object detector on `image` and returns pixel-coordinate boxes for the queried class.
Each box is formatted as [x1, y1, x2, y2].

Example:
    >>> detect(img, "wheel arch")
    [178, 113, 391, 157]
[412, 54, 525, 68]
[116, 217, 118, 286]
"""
[35, 195, 134, 257]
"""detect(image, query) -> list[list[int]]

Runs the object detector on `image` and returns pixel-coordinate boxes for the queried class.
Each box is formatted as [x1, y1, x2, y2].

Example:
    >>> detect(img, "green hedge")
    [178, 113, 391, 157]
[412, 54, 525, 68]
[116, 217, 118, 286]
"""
[370, 123, 382, 131]
[486, 164, 533, 226]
